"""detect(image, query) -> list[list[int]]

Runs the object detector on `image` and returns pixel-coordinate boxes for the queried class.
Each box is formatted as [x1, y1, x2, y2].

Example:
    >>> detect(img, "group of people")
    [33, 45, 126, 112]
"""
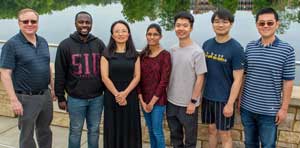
[0, 6, 295, 148]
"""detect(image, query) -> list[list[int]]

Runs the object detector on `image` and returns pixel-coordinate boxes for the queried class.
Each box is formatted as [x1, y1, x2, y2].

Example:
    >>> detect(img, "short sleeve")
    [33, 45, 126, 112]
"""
[232, 45, 245, 70]
[0, 41, 16, 70]
[194, 50, 207, 75]
[283, 46, 295, 80]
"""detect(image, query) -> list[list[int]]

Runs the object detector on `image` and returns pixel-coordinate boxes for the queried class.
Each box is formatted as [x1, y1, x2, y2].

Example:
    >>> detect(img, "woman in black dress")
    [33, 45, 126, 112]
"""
[100, 20, 142, 148]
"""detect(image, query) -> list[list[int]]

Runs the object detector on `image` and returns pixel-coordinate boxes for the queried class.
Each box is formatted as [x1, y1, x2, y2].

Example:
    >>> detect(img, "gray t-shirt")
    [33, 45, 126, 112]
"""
[167, 42, 207, 107]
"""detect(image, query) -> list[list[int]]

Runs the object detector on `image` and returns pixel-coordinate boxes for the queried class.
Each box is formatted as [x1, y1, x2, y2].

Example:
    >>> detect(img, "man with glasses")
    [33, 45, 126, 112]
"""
[240, 7, 295, 147]
[201, 9, 244, 148]
[55, 11, 105, 148]
[0, 8, 55, 148]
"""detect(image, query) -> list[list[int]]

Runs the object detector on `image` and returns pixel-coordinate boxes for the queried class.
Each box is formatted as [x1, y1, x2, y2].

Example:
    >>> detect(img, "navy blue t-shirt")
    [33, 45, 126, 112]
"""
[0, 32, 50, 92]
[202, 38, 245, 102]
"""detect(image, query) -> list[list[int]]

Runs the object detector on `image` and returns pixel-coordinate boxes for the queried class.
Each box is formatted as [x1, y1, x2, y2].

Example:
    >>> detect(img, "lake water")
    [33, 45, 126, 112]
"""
[0, 0, 299, 85]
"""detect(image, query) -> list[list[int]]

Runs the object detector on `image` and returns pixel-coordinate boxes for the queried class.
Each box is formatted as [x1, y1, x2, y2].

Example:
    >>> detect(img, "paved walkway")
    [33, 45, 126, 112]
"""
[0, 116, 151, 148]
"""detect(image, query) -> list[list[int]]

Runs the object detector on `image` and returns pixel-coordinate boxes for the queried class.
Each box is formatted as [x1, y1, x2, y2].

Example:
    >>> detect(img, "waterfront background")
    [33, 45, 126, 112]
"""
[0, 0, 299, 85]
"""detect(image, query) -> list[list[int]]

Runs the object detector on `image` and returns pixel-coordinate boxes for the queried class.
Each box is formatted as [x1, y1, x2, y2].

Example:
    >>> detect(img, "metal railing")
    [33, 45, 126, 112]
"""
[1, 39, 300, 65]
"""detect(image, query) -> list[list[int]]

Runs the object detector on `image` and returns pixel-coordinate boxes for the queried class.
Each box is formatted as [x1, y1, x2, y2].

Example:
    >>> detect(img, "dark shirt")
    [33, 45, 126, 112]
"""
[55, 32, 106, 102]
[137, 50, 171, 105]
[0, 31, 50, 92]
[202, 38, 245, 102]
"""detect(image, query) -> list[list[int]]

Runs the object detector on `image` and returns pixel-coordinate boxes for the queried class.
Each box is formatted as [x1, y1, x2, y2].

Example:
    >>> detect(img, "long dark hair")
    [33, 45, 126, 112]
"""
[104, 20, 138, 58]
[140, 23, 162, 57]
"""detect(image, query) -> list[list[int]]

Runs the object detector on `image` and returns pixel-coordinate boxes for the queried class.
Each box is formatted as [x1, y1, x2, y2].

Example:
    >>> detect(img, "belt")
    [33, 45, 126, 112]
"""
[16, 90, 45, 95]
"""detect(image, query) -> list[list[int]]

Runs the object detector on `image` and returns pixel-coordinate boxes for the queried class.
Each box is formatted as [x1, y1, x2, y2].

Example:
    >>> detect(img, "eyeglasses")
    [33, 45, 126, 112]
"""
[113, 29, 128, 35]
[257, 21, 275, 27]
[19, 19, 38, 25]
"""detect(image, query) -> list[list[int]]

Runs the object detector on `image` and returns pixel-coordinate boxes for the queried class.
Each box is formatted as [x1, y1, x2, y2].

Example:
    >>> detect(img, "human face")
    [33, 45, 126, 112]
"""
[256, 13, 279, 39]
[212, 16, 232, 36]
[112, 23, 129, 44]
[75, 14, 92, 36]
[18, 11, 38, 36]
[174, 18, 192, 40]
[146, 28, 161, 46]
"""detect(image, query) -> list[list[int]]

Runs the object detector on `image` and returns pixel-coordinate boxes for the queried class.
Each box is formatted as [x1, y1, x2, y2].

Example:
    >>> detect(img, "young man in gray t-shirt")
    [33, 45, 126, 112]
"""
[167, 11, 207, 148]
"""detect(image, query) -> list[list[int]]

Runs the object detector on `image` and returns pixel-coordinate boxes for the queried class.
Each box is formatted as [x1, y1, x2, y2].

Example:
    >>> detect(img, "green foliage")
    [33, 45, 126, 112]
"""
[0, 0, 111, 19]
[158, 0, 191, 31]
[208, 0, 238, 14]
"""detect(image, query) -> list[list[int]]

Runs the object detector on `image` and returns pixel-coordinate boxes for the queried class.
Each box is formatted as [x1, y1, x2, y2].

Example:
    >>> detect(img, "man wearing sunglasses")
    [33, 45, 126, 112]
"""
[0, 8, 55, 148]
[240, 7, 295, 147]
[55, 11, 105, 148]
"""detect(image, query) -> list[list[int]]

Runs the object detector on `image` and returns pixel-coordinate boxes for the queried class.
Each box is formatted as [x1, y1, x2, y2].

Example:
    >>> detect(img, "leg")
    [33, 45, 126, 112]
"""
[143, 108, 156, 148]
[86, 95, 104, 148]
[219, 131, 232, 148]
[180, 107, 198, 148]
[214, 101, 234, 148]
[257, 114, 277, 148]
[208, 124, 218, 148]
[151, 105, 166, 148]
[201, 98, 217, 148]
[166, 102, 184, 148]
[240, 108, 259, 148]
[17, 94, 42, 148]
[35, 90, 53, 148]
[67, 96, 87, 148]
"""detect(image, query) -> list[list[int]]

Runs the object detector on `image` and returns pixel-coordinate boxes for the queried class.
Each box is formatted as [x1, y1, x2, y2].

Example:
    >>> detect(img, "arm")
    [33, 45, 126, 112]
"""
[0, 69, 23, 116]
[49, 64, 56, 101]
[276, 80, 293, 124]
[54, 44, 68, 110]
[186, 74, 205, 114]
[100, 56, 119, 96]
[148, 53, 171, 108]
[223, 69, 244, 117]
[117, 57, 141, 103]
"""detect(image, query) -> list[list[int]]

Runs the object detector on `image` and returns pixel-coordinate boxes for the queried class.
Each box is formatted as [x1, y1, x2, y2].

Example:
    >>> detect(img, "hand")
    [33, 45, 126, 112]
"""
[118, 98, 127, 106]
[11, 98, 23, 116]
[276, 108, 288, 125]
[116, 91, 128, 103]
[223, 103, 234, 117]
[186, 103, 196, 114]
[58, 101, 67, 111]
[146, 103, 154, 112]
[140, 99, 150, 113]
[50, 89, 57, 101]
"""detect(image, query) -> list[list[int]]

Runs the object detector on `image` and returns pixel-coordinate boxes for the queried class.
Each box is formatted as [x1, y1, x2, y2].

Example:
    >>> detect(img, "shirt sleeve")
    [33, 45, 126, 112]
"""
[194, 50, 207, 75]
[154, 52, 172, 98]
[54, 43, 68, 102]
[283, 46, 295, 80]
[0, 41, 16, 70]
[232, 45, 245, 70]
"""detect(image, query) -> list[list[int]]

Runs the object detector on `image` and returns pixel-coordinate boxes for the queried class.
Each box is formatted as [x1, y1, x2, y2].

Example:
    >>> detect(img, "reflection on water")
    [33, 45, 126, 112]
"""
[0, 0, 299, 85]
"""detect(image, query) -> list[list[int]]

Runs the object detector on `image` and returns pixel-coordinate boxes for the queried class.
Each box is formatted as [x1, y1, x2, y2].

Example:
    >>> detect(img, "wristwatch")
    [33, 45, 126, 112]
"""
[190, 99, 197, 104]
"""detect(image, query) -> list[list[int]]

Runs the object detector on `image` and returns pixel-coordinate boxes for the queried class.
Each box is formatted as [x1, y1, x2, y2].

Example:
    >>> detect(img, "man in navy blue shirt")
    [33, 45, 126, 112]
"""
[201, 9, 245, 148]
[0, 8, 55, 148]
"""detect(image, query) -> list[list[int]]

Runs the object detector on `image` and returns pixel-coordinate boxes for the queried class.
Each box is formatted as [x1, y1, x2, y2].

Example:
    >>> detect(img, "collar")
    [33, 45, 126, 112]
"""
[255, 36, 280, 48]
[17, 31, 39, 46]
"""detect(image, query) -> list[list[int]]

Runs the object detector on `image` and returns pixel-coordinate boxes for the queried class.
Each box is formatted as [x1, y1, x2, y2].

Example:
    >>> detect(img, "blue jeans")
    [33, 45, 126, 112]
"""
[143, 105, 166, 148]
[67, 95, 104, 148]
[241, 108, 277, 148]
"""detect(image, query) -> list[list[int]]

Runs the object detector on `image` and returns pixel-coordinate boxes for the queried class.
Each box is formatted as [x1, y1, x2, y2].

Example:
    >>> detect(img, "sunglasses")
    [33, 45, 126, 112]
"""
[257, 21, 275, 27]
[19, 19, 38, 25]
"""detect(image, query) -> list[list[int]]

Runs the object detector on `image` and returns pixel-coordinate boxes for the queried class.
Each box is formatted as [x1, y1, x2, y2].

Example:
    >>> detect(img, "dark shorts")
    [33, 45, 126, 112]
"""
[201, 98, 234, 131]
